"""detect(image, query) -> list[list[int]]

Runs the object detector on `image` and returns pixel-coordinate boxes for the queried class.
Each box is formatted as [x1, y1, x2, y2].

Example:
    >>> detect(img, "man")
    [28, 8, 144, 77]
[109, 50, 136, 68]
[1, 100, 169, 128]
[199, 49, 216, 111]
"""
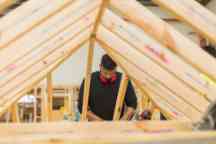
[78, 54, 137, 121]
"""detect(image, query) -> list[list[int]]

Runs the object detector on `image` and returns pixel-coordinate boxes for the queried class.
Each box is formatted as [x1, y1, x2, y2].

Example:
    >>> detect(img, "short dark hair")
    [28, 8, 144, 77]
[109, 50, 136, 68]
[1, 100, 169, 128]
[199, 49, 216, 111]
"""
[101, 54, 117, 70]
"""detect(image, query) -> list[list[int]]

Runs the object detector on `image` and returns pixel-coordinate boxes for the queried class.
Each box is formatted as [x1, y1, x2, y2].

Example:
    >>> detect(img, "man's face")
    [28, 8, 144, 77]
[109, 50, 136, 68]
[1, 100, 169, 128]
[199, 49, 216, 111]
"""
[100, 65, 116, 79]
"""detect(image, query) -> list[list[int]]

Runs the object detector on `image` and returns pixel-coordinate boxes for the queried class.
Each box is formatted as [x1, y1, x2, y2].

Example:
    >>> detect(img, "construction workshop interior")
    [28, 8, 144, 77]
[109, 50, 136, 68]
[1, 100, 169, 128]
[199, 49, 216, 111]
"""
[1, 0, 216, 143]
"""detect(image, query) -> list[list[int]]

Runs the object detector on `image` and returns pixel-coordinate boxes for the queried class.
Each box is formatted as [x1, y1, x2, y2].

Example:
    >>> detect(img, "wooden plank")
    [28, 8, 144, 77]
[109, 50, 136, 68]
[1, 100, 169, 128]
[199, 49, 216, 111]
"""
[0, 0, 15, 14]
[1, 122, 216, 144]
[113, 74, 129, 120]
[81, 39, 95, 121]
[0, 10, 97, 103]
[33, 88, 37, 122]
[81, 0, 109, 120]
[10, 102, 19, 123]
[0, 121, 192, 134]
[47, 73, 53, 121]
[152, 0, 216, 45]
[96, 26, 209, 113]
[98, 40, 192, 121]
[110, 0, 216, 84]
[0, 0, 49, 28]
[102, 10, 216, 102]
[41, 85, 49, 122]
[0, 0, 76, 49]
[0, 28, 92, 116]
[0, 0, 100, 72]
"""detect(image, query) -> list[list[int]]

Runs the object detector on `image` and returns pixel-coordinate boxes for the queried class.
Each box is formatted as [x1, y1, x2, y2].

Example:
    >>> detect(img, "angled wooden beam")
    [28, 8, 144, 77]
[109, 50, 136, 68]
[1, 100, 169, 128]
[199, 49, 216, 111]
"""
[113, 74, 129, 121]
[81, 0, 110, 120]
[96, 37, 201, 121]
[0, 0, 99, 72]
[0, 0, 75, 49]
[97, 26, 209, 113]
[0, 27, 91, 117]
[101, 9, 216, 102]
[152, 0, 216, 45]
[47, 73, 53, 121]
[0, 12, 96, 104]
[0, 0, 15, 14]
[110, 0, 216, 84]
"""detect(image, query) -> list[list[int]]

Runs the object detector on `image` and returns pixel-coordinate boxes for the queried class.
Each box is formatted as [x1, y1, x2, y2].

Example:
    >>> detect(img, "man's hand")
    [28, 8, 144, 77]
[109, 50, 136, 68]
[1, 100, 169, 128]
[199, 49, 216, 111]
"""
[87, 111, 104, 121]
[120, 107, 135, 121]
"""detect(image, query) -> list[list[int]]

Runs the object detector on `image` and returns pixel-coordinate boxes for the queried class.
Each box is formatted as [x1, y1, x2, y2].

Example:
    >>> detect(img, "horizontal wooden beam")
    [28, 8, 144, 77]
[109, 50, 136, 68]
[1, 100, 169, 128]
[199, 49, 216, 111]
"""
[110, 0, 216, 84]
[0, 122, 215, 144]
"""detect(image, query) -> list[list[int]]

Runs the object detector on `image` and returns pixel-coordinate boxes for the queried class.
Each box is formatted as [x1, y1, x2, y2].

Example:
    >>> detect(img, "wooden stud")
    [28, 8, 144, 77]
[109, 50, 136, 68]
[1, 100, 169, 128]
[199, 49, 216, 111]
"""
[81, 0, 110, 120]
[41, 85, 48, 122]
[33, 88, 37, 122]
[110, 0, 216, 84]
[11, 102, 19, 123]
[47, 73, 53, 121]
[113, 74, 129, 121]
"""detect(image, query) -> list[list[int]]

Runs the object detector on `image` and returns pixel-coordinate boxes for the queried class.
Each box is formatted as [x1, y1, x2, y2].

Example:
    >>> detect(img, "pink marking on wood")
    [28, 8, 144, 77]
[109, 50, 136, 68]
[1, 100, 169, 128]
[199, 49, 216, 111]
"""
[6, 64, 17, 72]
[145, 45, 169, 64]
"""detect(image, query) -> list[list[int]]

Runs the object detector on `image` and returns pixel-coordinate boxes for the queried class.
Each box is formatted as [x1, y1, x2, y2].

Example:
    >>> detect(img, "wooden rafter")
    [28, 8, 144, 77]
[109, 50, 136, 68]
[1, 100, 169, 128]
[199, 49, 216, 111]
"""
[47, 73, 53, 121]
[97, 38, 192, 121]
[101, 9, 216, 102]
[110, 0, 216, 84]
[152, 0, 216, 45]
[81, 0, 110, 121]
[113, 74, 129, 120]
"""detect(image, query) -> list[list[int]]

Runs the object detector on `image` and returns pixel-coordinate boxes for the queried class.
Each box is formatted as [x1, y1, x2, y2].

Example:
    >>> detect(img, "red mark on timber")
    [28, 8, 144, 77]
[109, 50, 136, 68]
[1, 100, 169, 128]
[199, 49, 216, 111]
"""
[43, 61, 47, 64]
[173, 111, 179, 116]
[6, 64, 16, 72]
[145, 45, 169, 64]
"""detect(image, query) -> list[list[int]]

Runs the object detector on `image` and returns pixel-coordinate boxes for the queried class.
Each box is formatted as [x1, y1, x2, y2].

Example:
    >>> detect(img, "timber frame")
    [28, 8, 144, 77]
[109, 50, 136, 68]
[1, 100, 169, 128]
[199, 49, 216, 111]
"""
[0, 0, 216, 142]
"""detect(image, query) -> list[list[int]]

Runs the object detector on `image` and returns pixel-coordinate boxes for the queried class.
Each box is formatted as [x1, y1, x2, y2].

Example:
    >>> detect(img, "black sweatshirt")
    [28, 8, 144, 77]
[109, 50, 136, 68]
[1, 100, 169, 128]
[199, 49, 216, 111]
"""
[78, 71, 137, 120]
